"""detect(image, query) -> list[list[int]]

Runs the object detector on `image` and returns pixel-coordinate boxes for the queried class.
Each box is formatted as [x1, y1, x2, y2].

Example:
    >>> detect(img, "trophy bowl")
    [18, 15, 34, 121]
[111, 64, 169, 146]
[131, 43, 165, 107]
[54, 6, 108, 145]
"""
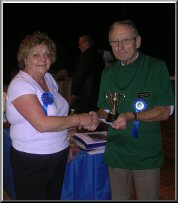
[106, 91, 125, 122]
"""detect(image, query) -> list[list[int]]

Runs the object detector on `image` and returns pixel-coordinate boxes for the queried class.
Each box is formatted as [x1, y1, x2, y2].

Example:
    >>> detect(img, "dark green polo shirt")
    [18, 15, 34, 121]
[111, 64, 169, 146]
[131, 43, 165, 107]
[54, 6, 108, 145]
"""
[98, 53, 175, 169]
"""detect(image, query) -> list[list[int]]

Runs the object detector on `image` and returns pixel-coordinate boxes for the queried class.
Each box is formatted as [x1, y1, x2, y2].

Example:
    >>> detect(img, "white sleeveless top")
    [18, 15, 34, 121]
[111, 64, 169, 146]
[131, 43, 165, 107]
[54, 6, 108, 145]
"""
[6, 71, 69, 154]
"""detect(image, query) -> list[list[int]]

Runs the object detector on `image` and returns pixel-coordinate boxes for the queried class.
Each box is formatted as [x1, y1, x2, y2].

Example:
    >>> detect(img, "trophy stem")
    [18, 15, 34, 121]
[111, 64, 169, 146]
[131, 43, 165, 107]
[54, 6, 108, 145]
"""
[106, 112, 119, 122]
[112, 104, 116, 115]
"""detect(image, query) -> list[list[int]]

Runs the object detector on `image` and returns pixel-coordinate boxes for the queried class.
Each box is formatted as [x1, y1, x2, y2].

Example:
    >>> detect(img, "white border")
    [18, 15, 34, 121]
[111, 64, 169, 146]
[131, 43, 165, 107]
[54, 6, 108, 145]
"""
[174, 0, 177, 201]
[1, 0, 178, 2]
[1, 1, 3, 201]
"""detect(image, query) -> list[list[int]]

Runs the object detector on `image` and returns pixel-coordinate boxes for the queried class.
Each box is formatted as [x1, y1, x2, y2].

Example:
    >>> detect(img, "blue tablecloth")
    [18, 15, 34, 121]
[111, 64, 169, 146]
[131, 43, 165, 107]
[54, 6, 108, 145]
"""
[3, 128, 16, 199]
[3, 128, 111, 200]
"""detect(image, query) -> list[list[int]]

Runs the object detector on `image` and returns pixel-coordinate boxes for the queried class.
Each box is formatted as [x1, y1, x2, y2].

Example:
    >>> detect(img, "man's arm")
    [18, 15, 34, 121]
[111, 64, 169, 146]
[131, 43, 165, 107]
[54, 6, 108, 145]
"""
[112, 106, 172, 130]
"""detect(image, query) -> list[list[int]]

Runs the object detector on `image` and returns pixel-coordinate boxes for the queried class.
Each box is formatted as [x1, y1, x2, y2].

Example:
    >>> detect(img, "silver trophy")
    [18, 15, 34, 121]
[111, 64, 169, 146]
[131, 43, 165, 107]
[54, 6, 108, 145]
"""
[106, 91, 125, 122]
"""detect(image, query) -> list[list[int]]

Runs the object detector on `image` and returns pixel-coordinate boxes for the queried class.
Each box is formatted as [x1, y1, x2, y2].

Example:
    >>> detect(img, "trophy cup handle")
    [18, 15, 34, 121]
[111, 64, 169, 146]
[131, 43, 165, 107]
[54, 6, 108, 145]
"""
[119, 93, 125, 104]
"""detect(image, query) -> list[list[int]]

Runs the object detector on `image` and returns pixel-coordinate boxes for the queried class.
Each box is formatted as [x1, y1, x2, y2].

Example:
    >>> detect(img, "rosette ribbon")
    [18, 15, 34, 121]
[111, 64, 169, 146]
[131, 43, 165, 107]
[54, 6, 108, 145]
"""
[132, 99, 147, 138]
[41, 92, 54, 115]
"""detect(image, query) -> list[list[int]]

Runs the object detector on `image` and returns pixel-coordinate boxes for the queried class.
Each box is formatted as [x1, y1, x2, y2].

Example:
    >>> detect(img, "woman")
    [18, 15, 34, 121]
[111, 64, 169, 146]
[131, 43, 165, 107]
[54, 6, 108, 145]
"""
[6, 31, 99, 200]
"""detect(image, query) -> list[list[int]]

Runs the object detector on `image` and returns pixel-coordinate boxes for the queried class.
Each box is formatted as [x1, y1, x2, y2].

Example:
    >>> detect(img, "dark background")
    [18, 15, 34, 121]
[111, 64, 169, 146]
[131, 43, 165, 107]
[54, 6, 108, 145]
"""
[3, 2, 176, 84]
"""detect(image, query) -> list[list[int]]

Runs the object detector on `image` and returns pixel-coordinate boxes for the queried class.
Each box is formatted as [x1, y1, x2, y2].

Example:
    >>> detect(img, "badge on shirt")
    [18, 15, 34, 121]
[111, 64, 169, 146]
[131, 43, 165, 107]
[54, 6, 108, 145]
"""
[138, 91, 151, 98]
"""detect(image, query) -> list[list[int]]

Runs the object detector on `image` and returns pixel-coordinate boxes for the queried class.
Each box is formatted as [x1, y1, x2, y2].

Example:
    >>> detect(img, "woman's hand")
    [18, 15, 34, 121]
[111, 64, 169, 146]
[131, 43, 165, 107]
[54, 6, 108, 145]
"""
[79, 111, 100, 131]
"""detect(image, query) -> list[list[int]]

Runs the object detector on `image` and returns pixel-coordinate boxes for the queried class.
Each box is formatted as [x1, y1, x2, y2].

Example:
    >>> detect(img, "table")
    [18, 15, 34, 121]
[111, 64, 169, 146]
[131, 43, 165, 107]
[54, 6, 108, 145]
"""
[61, 150, 111, 200]
[3, 128, 111, 200]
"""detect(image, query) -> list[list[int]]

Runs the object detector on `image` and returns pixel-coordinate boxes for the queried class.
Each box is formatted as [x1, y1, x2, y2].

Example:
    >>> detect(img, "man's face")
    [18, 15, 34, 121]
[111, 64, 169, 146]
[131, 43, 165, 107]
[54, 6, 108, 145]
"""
[78, 37, 88, 53]
[109, 25, 141, 65]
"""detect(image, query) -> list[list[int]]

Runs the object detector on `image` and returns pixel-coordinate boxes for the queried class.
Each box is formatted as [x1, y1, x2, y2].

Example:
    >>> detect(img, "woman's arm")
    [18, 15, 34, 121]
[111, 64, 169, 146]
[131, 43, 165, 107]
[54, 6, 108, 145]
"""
[12, 94, 97, 132]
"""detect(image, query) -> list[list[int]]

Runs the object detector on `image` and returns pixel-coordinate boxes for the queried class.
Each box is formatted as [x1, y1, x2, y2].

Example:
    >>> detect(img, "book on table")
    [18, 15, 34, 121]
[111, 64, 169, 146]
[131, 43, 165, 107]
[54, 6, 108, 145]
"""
[73, 131, 107, 150]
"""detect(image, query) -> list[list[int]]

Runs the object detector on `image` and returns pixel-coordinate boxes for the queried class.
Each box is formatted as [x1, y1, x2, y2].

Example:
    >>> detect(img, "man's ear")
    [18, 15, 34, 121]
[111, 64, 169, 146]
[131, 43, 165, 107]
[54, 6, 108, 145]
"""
[136, 35, 141, 49]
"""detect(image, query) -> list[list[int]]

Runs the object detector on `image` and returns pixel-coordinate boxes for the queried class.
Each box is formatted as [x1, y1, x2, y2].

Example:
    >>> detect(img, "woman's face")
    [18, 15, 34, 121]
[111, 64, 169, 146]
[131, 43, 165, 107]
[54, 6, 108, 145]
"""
[24, 44, 52, 75]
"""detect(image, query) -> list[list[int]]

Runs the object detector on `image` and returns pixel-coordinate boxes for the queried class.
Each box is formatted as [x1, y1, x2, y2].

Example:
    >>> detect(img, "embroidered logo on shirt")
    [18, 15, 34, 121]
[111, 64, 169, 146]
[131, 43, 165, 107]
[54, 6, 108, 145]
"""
[138, 91, 151, 98]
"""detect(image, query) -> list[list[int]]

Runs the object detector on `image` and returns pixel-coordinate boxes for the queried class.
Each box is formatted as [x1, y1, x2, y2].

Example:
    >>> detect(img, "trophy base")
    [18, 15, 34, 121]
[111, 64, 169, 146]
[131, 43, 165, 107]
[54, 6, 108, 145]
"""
[106, 113, 119, 122]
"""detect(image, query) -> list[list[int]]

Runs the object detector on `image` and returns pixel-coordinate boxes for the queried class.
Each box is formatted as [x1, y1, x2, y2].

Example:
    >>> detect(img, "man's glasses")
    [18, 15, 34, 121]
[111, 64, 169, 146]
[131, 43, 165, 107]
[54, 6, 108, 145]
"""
[109, 37, 136, 47]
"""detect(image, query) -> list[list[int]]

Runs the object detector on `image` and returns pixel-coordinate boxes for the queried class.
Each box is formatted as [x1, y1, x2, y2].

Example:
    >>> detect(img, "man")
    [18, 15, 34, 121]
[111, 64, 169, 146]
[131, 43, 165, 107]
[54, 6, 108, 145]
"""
[71, 35, 105, 113]
[97, 20, 174, 200]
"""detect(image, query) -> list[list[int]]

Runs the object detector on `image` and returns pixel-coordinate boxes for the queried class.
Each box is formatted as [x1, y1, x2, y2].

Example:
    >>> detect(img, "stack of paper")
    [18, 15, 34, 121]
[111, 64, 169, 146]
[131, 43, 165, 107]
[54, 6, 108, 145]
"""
[73, 131, 107, 154]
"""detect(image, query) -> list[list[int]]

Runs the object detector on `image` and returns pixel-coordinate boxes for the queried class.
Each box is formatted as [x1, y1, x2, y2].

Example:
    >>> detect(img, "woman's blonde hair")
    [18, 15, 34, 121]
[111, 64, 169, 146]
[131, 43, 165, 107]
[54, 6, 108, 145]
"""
[17, 31, 56, 69]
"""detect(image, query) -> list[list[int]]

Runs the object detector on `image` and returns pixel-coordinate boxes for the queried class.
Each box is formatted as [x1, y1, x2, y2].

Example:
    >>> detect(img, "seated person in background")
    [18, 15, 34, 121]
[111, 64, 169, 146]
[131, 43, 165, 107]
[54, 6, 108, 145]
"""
[50, 67, 70, 81]
[55, 68, 69, 80]
[6, 31, 99, 200]
[71, 35, 105, 113]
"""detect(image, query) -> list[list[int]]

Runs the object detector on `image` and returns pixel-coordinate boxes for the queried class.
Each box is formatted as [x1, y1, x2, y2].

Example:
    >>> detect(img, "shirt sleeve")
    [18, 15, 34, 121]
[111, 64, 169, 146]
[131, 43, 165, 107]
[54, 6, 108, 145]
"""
[7, 78, 37, 102]
[153, 61, 175, 107]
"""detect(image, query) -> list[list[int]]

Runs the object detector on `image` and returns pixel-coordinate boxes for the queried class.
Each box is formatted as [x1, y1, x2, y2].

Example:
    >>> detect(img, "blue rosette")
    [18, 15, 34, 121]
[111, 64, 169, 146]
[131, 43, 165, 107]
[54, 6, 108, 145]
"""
[41, 92, 54, 115]
[132, 99, 147, 138]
